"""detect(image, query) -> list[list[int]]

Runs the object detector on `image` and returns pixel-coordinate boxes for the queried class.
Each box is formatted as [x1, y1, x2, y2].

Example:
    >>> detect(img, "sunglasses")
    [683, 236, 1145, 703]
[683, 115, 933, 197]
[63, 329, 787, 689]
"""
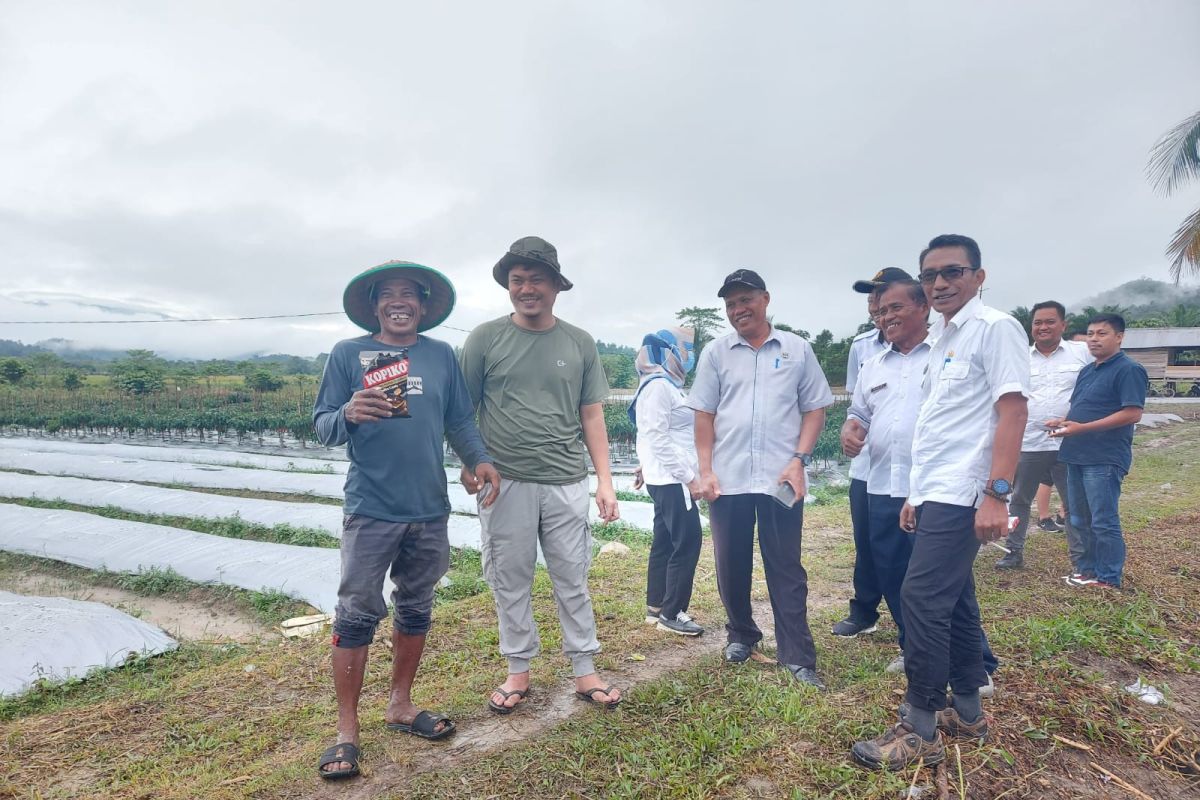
[918, 265, 979, 284]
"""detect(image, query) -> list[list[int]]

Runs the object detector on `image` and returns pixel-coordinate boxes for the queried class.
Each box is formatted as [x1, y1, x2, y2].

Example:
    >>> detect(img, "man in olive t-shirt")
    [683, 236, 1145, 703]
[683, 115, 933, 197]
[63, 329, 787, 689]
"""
[460, 235, 623, 713]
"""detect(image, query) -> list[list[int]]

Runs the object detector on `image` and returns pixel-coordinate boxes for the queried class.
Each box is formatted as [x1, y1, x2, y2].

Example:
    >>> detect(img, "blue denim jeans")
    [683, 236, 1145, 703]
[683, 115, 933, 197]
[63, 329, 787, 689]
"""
[1066, 464, 1126, 586]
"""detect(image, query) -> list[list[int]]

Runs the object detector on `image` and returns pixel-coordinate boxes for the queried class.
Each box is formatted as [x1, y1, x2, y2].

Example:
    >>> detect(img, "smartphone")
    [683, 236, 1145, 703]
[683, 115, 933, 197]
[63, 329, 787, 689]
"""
[772, 481, 798, 509]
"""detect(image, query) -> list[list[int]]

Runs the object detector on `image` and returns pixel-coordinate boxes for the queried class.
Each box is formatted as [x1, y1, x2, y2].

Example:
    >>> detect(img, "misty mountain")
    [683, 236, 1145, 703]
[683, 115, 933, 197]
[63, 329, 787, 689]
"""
[1077, 278, 1200, 316]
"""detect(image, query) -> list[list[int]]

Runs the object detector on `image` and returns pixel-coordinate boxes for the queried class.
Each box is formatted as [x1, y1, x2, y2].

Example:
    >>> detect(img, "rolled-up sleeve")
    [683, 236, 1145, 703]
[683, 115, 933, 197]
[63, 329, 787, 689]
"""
[796, 341, 834, 412]
[685, 346, 720, 414]
[848, 361, 873, 429]
[982, 317, 1031, 402]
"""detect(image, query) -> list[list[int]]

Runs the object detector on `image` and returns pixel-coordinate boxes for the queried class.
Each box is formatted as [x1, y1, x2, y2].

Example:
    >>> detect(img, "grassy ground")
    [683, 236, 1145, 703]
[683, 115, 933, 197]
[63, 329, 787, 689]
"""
[2, 414, 1199, 798]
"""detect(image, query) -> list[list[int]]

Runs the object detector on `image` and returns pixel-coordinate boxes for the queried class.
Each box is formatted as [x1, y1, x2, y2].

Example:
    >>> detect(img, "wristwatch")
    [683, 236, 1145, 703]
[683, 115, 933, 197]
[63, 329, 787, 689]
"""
[981, 478, 1012, 501]
[792, 452, 813, 467]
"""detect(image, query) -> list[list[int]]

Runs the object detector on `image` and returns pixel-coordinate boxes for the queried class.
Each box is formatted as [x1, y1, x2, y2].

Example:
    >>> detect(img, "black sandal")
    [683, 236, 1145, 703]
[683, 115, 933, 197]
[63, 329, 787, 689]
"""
[317, 742, 360, 780]
[487, 687, 530, 715]
[385, 710, 456, 740]
[575, 685, 621, 710]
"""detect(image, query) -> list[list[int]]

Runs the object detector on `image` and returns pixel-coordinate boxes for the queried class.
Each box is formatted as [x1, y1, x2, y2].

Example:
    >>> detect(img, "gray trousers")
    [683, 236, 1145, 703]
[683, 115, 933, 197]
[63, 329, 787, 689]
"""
[1007, 450, 1083, 569]
[478, 477, 600, 677]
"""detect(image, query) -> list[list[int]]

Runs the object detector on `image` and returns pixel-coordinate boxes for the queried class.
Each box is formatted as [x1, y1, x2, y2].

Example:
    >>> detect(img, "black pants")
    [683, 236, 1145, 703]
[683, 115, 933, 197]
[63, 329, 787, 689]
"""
[901, 502, 988, 712]
[847, 478, 882, 625]
[865, 493, 914, 647]
[1008, 450, 1083, 569]
[645, 483, 703, 619]
[709, 493, 816, 668]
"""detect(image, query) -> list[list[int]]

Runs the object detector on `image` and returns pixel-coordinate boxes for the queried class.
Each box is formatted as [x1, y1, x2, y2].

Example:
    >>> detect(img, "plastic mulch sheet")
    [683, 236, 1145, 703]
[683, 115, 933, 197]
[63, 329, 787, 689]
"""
[0, 445, 659, 528]
[0, 504, 348, 612]
[0, 590, 178, 697]
[0, 437, 642, 492]
[0, 436, 349, 473]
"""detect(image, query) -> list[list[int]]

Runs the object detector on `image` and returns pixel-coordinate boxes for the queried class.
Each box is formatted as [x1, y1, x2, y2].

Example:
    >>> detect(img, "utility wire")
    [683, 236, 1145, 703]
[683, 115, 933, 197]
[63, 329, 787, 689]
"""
[0, 311, 473, 333]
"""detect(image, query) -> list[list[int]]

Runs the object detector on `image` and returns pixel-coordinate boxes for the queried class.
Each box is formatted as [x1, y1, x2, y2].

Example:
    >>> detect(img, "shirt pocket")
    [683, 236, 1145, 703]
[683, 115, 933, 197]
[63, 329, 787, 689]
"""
[1053, 363, 1082, 390]
[934, 361, 972, 404]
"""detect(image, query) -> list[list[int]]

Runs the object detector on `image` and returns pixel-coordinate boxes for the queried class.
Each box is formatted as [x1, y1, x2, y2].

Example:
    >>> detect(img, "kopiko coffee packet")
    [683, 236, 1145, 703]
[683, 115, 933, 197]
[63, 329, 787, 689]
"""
[363, 350, 411, 417]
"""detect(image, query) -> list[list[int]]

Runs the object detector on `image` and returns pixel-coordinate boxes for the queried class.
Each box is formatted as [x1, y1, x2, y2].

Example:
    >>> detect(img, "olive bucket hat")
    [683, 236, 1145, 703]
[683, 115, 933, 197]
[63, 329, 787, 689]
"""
[342, 260, 456, 333]
[492, 235, 574, 290]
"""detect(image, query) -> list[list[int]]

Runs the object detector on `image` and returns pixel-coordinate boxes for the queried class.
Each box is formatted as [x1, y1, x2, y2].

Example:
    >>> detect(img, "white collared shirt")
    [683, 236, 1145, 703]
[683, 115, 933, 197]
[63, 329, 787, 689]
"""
[909, 297, 1030, 508]
[687, 327, 833, 496]
[847, 338, 931, 498]
[635, 379, 698, 486]
[846, 329, 888, 481]
[1023, 340, 1092, 452]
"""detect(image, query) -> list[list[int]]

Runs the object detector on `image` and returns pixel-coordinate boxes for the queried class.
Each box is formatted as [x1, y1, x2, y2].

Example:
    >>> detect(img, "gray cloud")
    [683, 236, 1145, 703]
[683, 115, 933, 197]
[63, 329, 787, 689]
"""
[1, 1, 1198, 358]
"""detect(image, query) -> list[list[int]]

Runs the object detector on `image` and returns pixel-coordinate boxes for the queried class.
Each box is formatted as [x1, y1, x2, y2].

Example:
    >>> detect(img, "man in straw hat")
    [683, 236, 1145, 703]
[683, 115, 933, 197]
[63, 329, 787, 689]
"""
[460, 235, 623, 713]
[312, 261, 500, 780]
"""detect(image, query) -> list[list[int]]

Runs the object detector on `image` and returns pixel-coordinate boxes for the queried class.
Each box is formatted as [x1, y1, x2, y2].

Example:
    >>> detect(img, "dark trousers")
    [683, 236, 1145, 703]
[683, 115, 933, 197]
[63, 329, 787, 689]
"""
[865, 493, 914, 647]
[709, 493, 816, 668]
[901, 502, 989, 712]
[645, 483, 703, 619]
[847, 478, 882, 625]
[1008, 450, 1082, 569]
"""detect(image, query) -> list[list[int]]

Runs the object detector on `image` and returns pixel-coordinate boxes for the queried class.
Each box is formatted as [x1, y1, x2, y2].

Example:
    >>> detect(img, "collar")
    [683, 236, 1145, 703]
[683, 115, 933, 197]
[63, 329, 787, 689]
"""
[1030, 341, 1065, 357]
[884, 335, 931, 358]
[930, 295, 984, 338]
[729, 325, 782, 349]
[1094, 349, 1127, 368]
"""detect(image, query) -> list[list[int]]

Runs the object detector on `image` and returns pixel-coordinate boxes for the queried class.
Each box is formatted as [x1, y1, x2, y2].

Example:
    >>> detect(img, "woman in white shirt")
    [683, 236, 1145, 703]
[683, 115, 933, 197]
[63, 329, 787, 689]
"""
[630, 327, 704, 637]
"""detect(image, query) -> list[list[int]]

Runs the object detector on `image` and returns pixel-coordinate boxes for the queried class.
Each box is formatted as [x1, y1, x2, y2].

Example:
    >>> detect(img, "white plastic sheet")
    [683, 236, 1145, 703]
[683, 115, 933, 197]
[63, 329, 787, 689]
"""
[0, 437, 641, 491]
[0, 445, 659, 528]
[0, 504, 346, 612]
[0, 590, 178, 697]
[0, 436, 348, 473]
[0, 472, 347, 535]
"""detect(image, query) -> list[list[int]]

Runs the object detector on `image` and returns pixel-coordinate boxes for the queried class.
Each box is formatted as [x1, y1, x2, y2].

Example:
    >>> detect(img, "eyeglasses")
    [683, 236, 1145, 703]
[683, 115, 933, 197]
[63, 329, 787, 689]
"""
[918, 265, 979, 284]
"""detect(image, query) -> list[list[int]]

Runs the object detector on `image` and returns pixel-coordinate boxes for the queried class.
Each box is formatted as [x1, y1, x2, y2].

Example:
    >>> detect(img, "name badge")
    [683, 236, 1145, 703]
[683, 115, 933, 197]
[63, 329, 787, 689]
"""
[870, 382, 887, 393]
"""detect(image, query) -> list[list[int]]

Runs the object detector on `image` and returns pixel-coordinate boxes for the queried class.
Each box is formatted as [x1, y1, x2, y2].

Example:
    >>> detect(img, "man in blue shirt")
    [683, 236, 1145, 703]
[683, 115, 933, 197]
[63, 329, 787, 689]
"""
[1049, 313, 1146, 589]
[312, 261, 500, 780]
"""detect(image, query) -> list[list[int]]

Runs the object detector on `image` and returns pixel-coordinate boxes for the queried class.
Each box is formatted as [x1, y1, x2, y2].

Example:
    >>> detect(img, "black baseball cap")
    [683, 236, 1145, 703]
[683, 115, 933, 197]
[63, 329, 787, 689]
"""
[852, 267, 912, 294]
[717, 268, 767, 298]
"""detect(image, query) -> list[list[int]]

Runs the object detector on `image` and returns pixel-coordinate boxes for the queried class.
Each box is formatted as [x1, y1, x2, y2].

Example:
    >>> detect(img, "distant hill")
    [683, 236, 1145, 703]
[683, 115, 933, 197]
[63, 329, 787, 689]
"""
[1077, 278, 1200, 316]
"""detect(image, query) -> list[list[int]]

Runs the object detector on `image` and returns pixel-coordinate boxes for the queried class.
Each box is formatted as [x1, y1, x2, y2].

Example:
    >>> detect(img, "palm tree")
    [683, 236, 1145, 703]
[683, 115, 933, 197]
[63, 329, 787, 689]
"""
[1148, 109, 1200, 282]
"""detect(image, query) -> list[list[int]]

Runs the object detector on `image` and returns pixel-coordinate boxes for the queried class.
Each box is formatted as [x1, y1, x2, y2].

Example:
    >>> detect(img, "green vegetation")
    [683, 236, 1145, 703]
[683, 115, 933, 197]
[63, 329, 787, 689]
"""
[1, 417, 1197, 798]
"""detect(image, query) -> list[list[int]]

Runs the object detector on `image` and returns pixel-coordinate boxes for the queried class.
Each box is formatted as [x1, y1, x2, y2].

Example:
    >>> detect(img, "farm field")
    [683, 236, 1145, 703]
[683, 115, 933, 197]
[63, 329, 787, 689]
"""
[0, 410, 1198, 799]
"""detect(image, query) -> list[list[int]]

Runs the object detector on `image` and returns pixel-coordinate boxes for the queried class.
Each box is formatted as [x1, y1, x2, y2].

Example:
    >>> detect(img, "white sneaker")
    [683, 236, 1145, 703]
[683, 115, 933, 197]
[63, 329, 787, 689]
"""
[885, 654, 905, 674]
[979, 674, 996, 699]
[645, 606, 661, 625]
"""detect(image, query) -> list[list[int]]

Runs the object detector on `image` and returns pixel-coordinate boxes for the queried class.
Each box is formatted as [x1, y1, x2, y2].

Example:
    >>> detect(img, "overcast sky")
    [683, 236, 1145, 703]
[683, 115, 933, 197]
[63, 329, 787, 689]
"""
[1, 1, 1198, 359]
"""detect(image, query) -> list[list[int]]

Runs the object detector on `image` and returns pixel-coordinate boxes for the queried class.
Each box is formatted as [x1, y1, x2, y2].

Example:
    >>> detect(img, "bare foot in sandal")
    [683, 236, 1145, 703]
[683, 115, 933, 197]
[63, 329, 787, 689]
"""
[488, 671, 531, 713]
[318, 726, 360, 780]
[575, 673, 621, 708]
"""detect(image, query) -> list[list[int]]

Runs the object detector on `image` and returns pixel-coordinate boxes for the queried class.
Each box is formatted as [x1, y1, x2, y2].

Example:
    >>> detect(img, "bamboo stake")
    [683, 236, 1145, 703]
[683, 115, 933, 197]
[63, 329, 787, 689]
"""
[1088, 762, 1156, 800]
[1052, 734, 1093, 751]
[1152, 726, 1183, 757]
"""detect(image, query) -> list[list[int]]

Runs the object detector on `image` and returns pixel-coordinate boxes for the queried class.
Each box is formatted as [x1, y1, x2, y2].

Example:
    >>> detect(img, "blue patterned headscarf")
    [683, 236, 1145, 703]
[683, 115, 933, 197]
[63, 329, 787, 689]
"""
[628, 327, 695, 424]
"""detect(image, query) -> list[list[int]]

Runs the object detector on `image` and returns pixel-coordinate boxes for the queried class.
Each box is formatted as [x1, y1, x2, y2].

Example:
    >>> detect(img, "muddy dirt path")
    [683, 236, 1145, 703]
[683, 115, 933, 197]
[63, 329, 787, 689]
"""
[306, 600, 783, 800]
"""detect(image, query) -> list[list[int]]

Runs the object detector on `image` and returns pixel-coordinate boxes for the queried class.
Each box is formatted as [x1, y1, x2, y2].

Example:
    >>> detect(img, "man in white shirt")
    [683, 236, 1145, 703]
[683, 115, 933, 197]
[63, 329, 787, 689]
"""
[996, 301, 1091, 571]
[689, 269, 834, 690]
[852, 234, 1028, 771]
[841, 280, 930, 662]
[834, 268, 911, 639]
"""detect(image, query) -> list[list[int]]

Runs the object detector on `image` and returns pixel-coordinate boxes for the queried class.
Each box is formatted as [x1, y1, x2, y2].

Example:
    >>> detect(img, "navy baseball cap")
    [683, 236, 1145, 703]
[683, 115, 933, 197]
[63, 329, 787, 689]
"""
[718, 269, 767, 298]
[852, 267, 912, 294]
